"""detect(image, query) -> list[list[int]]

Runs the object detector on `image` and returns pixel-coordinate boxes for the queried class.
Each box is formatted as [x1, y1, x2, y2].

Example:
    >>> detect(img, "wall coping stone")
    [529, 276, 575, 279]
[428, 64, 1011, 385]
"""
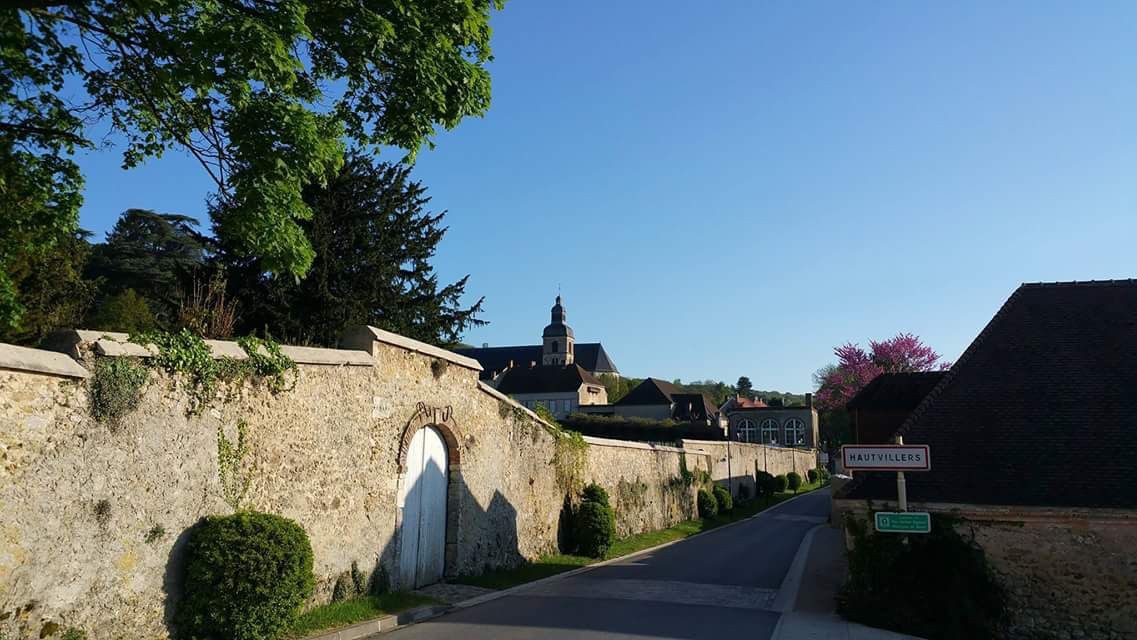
[0, 342, 90, 378]
[582, 435, 688, 454]
[51, 329, 376, 366]
[680, 438, 818, 455]
[833, 498, 1137, 524]
[476, 381, 555, 428]
[341, 325, 482, 371]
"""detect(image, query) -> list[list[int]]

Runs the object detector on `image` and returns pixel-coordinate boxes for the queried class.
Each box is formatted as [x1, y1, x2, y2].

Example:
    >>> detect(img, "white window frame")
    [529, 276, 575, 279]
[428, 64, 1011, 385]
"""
[760, 418, 780, 444]
[784, 418, 805, 446]
[737, 419, 757, 443]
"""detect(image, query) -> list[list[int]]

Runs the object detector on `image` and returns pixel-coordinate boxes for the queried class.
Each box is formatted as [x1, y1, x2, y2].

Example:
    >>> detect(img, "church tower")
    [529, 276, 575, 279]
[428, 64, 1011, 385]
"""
[542, 295, 575, 366]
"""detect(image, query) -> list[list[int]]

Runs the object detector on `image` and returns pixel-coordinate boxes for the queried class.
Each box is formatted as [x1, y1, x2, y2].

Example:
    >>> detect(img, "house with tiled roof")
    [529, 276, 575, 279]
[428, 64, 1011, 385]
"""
[604, 378, 721, 425]
[845, 371, 945, 444]
[834, 280, 1137, 638]
[455, 296, 611, 417]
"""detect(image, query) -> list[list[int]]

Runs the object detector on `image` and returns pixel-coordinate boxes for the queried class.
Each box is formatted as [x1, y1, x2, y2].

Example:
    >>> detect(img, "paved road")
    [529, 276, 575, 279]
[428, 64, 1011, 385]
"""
[389, 491, 830, 640]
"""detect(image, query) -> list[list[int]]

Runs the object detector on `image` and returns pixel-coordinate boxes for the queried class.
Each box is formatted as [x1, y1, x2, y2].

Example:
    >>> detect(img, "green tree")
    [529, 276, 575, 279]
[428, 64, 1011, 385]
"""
[2, 0, 504, 331]
[86, 289, 157, 334]
[0, 230, 95, 345]
[217, 155, 484, 346]
[736, 376, 753, 399]
[86, 209, 208, 325]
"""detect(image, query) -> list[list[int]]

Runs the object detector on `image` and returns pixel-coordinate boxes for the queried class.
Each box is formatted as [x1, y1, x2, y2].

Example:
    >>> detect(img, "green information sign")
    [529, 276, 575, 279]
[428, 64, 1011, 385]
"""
[874, 511, 931, 534]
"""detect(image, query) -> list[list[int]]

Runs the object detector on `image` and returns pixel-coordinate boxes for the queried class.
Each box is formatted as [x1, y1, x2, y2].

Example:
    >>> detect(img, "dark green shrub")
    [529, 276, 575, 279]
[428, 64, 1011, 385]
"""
[177, 511, 315, 640]
[713, 485, 733, 513]
[351, 561, 366, 594]
[581, 483, 610, 507]
[787, 472, 802, 492]
[838, 514, 1005, 639]
[573, 501, 615, 558]
[755, 471, 776, 499]
[697, 488, 718, 518]
[91, 357, 148, 426]
[818, 467, 831, 483]
[332, 571, 354, 602]
[807, 468, 819, 484]
[773, 474, 788, 493]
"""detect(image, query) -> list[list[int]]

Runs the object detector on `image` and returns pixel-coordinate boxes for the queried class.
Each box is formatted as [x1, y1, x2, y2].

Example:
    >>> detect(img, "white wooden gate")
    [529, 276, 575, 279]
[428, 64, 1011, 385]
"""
[398, 426, 448, 588]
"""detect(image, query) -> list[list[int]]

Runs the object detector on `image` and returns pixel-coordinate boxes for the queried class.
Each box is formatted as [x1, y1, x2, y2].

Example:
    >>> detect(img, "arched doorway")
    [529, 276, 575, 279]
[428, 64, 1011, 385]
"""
[398, 426, 448, 588]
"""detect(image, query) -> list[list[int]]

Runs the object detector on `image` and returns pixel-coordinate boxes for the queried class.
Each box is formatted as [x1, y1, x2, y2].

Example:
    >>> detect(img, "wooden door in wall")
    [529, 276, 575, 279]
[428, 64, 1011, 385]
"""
[399, 426, 448, 588]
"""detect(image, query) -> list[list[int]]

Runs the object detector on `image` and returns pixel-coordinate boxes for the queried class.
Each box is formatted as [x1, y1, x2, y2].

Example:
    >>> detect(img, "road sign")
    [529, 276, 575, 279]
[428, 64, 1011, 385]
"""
[841, 444, 930, 471]
[875, 511, 931, 534]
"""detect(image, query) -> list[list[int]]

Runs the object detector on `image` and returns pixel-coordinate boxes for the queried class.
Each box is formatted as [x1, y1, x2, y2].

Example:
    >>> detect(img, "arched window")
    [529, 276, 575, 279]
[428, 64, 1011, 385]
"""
[760, 418, 779, 444]
[784, 418, 806, 446]
[737, 419, 757, 442]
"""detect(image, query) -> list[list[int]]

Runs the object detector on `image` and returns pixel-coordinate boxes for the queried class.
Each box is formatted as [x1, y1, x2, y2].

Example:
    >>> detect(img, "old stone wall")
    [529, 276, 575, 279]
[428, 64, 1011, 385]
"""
[833, 500, 1137, 640]
[0, 332, 705, 640]
[581, 437, 709, 537]
[681, 439, 819, 498]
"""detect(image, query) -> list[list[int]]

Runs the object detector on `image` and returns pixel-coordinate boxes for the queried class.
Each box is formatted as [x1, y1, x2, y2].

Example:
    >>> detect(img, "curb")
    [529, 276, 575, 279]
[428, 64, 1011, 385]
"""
[301, 603, 451, 640]
[453, 486, 831, 612]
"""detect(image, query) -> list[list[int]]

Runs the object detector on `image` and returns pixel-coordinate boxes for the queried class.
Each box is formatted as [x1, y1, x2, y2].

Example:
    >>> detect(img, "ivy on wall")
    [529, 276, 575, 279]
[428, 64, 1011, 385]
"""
[90, 357, 149, 427]
[218, 420, 253, 512]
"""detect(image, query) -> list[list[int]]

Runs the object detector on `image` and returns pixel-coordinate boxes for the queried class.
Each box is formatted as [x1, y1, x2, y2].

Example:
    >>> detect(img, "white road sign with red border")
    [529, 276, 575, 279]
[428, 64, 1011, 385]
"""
[841, 444, 930, 471]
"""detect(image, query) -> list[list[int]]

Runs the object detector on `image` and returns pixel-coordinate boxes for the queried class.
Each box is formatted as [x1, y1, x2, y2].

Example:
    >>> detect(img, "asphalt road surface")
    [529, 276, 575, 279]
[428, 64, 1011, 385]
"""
[389, 491, 830, 640]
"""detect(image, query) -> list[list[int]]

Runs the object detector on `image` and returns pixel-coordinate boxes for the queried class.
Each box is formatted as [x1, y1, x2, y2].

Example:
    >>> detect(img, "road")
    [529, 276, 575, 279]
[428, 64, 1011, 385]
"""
[390, 491, 830, 640]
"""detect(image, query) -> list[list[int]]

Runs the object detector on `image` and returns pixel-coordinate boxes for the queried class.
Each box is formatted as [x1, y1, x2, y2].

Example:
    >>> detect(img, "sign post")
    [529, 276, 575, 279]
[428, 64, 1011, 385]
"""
[840, 440, 932, 535]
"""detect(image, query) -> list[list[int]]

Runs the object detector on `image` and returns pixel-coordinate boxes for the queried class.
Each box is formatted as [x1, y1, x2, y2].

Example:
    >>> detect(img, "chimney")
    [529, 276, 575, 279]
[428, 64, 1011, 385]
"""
[482, 342, 489, 348]
[805, 392, 813, 409]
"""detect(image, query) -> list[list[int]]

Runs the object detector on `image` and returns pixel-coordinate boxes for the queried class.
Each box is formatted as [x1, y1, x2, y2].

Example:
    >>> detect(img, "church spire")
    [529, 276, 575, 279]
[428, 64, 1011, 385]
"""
[542, 294, 574, 365]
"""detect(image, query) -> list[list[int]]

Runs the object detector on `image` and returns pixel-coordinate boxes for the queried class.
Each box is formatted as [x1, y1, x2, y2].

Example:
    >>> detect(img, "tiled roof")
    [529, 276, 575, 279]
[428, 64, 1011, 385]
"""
[452, 343, 619, 380]
[841, 280, 1137, 509]
[845, 372, 946, 411]
[616, 378, 680, 406]
[495, 364, 602, 395]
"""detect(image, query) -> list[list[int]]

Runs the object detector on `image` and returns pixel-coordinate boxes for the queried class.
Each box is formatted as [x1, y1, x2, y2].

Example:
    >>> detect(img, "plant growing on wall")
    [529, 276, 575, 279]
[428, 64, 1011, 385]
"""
[90, 357, 149, 427]
[218, 421, 253, 512]
[132, 329, 297, 414]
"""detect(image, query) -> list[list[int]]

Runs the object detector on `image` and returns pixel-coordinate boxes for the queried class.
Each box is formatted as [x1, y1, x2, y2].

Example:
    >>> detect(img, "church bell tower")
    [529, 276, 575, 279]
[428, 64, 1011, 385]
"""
[542, 295, 575, 366]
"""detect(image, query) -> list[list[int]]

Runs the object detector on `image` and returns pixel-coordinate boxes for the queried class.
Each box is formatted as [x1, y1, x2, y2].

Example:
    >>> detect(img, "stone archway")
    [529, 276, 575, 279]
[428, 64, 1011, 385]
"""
[395, 403, 463, 585]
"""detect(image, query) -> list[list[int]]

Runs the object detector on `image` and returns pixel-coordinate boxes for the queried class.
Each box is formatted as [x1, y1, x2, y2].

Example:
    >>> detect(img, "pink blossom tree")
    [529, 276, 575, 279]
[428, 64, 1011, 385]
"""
[814, 333, 949, 412]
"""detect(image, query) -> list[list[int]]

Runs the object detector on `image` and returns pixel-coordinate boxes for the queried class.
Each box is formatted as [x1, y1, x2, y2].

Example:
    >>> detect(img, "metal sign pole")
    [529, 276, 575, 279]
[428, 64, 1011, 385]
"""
[896, 435, 908, 512]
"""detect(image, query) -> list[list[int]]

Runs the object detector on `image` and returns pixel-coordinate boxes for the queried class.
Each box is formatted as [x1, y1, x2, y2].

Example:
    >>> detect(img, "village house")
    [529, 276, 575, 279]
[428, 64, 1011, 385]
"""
[834, 280, 1137, 639]
[721, 394, 820, 448]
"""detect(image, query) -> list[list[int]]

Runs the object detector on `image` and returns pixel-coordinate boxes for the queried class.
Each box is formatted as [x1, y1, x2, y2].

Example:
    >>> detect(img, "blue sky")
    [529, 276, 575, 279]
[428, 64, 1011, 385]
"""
[73, 1, 1137, 392]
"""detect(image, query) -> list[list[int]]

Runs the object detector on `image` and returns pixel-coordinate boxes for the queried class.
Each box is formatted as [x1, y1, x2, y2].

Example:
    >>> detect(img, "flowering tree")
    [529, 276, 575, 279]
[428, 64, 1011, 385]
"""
[814, 333, 949, 412]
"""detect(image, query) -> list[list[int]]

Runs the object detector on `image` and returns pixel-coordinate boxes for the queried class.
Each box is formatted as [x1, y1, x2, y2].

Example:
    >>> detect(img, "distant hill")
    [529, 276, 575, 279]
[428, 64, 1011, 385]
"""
[598, 375, 806, 407]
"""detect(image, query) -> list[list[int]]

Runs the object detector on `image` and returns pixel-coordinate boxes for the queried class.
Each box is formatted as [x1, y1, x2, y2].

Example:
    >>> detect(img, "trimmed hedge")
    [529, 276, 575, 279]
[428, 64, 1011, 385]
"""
[574, 501, 616, 558]
[712, 485, 733, 513]
[697, 488, 718, 518]
[755, 471, 777, 499]
[807, 468, 819, 484]
[177, 512, 314, 640]
[581, 483, 610, 508]
[787, 472, 802, 492]
[773, 474, 788, 493]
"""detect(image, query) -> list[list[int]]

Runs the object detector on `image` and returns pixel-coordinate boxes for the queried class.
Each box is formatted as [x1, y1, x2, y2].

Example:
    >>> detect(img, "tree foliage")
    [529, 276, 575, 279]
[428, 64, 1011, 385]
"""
[1, 0, 504, 331]
[216, 155, 484, 346]
[814, 333, 950, 412]
[735, 376, 753, 399]
[0, 230, 95, 344]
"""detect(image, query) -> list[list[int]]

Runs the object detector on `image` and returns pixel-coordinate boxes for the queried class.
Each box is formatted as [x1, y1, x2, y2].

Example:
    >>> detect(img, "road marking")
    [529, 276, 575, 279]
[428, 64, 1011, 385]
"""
[770, 523, 823, 613]
[517, 577, 779, 611]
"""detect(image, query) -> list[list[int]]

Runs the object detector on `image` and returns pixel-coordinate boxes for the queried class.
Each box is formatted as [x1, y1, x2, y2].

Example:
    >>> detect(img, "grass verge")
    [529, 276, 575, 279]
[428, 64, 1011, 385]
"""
[287, 592, 439, 638]
[455, 481, 826, 590]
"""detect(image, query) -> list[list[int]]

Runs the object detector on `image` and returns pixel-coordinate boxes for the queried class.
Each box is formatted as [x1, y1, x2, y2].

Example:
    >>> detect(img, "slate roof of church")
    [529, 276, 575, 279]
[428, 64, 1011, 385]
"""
[845, 372, 946, 411]
[840, 280, 1137, 509]
[495, 364, 603, 395]
[453, 343, 619, 380]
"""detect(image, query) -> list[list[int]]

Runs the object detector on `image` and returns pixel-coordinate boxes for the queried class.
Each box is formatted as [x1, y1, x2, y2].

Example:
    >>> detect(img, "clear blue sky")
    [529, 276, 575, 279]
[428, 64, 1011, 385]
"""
[74, 1, 1137, 392]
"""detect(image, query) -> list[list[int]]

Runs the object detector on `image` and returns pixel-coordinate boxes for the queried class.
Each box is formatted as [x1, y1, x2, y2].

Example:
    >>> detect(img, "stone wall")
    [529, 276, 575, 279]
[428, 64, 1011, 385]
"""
[0, 330, 711, 640]
[834, 499, 1137, 640]
[681, 439, 819, 498]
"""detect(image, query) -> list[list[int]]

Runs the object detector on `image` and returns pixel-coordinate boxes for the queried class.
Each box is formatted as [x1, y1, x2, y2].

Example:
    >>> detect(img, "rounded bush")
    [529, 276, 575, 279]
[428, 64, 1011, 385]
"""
[807, 469, 819, 484]
[773, 474, 789, 493]
[713, 485, 733, 513]
[737, 484, 751, 501]
[574, 500, 616, 558]
[787, 472, 803, 492]
[177, 511, 315, 640]
[756, 471, 776, 498]
[697, 488, 718, 519]
[581, 483, 610, 507]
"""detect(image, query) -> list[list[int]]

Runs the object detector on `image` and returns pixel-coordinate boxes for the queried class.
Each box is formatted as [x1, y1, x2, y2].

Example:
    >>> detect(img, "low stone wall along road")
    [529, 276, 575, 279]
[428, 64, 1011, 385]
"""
[386, 491, 832, 640]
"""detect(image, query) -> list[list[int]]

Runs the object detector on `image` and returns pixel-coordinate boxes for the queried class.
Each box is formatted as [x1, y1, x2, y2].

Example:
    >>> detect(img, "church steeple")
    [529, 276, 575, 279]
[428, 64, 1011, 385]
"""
[542, 295, 575, 366]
